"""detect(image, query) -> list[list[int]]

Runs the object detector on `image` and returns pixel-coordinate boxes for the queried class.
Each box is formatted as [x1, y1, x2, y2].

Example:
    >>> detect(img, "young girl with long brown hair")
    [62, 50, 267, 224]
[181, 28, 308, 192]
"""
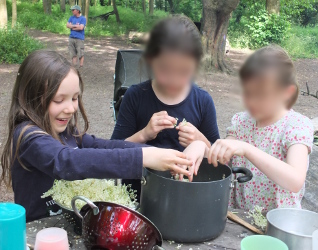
[0, 50, 205, 222]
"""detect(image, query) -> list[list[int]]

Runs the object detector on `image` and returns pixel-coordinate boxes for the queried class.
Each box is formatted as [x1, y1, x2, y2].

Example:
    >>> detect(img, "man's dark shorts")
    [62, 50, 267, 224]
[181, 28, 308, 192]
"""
[68, 38, 84, 58]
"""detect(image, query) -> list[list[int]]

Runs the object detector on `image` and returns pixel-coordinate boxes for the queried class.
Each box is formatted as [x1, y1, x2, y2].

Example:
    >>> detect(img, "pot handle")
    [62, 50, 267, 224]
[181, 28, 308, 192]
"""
[71, 196, 100, 220]
[141, 176, 147, 186]
[152, 246, 164, 250]
[232, 167, 253, 183]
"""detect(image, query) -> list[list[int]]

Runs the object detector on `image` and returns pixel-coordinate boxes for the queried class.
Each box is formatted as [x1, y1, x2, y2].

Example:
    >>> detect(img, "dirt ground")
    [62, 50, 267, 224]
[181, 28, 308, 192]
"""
[1, 30, 318, 202]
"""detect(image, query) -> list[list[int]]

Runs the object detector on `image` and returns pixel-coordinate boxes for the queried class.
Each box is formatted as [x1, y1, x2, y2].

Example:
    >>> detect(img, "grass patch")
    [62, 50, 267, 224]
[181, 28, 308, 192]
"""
[0, 25, 44, 64]
[281, 26, 318, 59]
[228, 19, 318, 59]
[13, 2, 167, 37]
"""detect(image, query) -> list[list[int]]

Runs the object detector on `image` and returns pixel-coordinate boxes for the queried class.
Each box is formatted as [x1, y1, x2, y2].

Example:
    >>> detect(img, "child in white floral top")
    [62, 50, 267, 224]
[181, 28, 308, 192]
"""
[206, 45, 313, 212]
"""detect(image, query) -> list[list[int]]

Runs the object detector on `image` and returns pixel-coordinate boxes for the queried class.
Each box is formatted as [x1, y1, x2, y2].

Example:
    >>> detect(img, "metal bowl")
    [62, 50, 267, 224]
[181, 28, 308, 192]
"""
[266, 208, 318, 250]
[54, 200, 139, 236]
[54, 200, 83, 235]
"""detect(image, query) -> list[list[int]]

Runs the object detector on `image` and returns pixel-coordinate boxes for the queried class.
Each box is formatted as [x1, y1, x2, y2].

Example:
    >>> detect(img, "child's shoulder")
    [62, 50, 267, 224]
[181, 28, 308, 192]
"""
[281, 110, 313, 151]
[231, 111, 252, 124]
[14, 122, 42, 137]
[126, 80, 152, 95]
[192, 85, 214, 101]
[285, 110, 313, 130]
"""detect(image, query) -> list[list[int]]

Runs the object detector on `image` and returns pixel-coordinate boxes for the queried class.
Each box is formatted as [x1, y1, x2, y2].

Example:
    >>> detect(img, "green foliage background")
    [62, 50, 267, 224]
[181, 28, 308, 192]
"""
[228, 0, 318, 58]
[1, 0, 318, 63]
[0, 25, 44, 63]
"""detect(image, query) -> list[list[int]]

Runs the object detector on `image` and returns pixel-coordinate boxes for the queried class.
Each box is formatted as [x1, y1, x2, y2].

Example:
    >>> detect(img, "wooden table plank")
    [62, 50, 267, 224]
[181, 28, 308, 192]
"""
[27, 209, 256, 250]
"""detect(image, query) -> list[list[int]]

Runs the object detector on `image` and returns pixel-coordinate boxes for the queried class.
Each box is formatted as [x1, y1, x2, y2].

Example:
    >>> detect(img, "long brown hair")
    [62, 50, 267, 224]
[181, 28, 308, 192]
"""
[239, 45, 298, 109]
[1, 50, 89, 187]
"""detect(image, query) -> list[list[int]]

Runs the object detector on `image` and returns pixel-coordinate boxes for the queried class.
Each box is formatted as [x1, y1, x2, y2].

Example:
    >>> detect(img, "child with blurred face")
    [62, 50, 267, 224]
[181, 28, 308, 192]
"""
[206, 45, 313, 212]
[112, 16, 219, 199]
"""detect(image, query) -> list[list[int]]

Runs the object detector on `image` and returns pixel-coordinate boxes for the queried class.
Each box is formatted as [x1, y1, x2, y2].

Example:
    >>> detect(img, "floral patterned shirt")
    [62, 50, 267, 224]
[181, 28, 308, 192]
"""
[227, 110, 313, 212]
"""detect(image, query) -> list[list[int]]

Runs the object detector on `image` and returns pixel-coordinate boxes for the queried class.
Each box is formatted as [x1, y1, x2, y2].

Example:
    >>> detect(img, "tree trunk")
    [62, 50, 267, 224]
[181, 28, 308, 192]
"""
[266, 0, 279, 14]
[43, 0, 52, 14]
[83, 0, 89, 23]
[149, 0, 154, 15]
[0, 0, 7, 29]
[69, 0, 75, 5]
[78, 0, 82, 9]
[142, 0, 146, 13]
[112, 0, 120, 23]
[82, 0, 85, 15]
[60, 0, 66, 12]
[108, 0, 112, 5]
[135, 0, 138, 11]
[201, 0, 239, 73]
[12, 0, 17, 28]
[167, 0, 173, 13]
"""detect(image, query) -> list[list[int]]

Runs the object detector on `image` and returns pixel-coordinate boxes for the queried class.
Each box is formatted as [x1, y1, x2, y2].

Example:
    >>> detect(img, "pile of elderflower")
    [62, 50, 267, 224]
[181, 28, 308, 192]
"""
[42, 179, 136, 210]
[247, 205, 267, 230]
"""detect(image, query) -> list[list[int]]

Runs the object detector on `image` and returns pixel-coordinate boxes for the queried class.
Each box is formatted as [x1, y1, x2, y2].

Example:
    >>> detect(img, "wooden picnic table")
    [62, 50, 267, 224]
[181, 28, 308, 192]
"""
[26, 209, 257, 250]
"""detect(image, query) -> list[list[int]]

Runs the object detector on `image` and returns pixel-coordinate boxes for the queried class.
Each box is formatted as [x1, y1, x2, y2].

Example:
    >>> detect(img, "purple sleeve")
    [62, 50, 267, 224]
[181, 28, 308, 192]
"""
[68, 16, 72, 23]
[17, 128, 143, 180]
[81, 133, 147, 149]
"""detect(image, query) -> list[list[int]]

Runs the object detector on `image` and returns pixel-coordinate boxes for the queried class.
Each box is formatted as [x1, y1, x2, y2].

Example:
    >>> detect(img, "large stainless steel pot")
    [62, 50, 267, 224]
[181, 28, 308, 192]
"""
[266, 208, 318, 250]
[140, 158, 253, 243]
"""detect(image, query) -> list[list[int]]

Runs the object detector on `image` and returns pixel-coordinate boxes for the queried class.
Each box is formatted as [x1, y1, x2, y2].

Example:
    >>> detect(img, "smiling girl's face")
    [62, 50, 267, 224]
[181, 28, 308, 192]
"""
[48, 70, 80, 134]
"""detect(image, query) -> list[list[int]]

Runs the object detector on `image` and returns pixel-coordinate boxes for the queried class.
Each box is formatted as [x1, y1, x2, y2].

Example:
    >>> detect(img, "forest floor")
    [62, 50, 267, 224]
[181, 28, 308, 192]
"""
[1, 30, 318, 205]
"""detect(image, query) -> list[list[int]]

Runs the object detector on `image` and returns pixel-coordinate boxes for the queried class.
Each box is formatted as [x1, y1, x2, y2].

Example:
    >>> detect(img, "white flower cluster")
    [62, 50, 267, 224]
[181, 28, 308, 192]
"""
[42, 179, 136, 210]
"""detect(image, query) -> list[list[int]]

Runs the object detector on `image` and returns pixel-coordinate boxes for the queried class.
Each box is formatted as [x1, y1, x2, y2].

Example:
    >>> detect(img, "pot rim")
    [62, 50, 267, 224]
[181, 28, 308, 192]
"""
[266, 208, 318, 238]
[145, 165, 232, 184]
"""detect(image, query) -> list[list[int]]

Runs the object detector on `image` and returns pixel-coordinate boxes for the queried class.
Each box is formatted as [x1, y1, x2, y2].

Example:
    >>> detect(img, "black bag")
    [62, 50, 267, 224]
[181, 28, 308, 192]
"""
[113, 50, 150, 119]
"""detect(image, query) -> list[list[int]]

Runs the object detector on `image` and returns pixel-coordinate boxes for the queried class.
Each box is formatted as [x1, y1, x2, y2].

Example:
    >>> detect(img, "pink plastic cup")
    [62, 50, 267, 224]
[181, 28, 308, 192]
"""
[34, 227, 69, 250]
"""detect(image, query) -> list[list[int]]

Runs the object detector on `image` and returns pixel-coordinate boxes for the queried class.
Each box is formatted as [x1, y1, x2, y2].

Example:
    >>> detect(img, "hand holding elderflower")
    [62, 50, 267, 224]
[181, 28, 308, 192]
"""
[176, 119, 211, 148]
[140, 111, 177, 142]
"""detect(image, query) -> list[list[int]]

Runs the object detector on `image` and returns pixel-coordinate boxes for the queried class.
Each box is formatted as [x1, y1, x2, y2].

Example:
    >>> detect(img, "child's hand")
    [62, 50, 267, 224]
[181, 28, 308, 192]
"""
[176, 122, 210, 147]
[207, 139, 246, 167]
[141, 111, 177, 141]
[142, 147, 192, 177]
[179, 140, 207, 181]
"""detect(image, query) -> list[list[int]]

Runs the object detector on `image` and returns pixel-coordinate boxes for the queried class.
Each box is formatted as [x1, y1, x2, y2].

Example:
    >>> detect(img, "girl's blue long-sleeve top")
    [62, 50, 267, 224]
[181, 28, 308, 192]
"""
[111, 80, 220, 150]
[12, 123, 144, 222]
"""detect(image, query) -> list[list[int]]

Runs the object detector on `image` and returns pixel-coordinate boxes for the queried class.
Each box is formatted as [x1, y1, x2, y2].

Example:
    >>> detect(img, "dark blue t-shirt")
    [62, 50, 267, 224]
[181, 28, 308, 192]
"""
[111, 80, 220, 151]
[12, 123, 144, 222]
[68, 15, 86, 40]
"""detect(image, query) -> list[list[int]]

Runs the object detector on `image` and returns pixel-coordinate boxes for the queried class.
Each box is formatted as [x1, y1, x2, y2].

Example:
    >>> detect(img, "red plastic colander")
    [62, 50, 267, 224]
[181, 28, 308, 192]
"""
[71, 196, 163, 250]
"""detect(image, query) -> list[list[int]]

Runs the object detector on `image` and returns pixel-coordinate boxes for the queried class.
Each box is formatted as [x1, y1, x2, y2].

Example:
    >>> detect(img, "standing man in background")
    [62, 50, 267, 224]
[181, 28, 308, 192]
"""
[66, 5, 86, 68]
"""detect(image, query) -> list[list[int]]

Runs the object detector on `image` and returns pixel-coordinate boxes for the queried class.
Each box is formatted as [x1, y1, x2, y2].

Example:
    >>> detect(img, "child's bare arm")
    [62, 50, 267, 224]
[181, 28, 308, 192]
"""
[226, 136, 236, 140]
[207, 139, 308, 193]
[243, 143, 307, 193]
